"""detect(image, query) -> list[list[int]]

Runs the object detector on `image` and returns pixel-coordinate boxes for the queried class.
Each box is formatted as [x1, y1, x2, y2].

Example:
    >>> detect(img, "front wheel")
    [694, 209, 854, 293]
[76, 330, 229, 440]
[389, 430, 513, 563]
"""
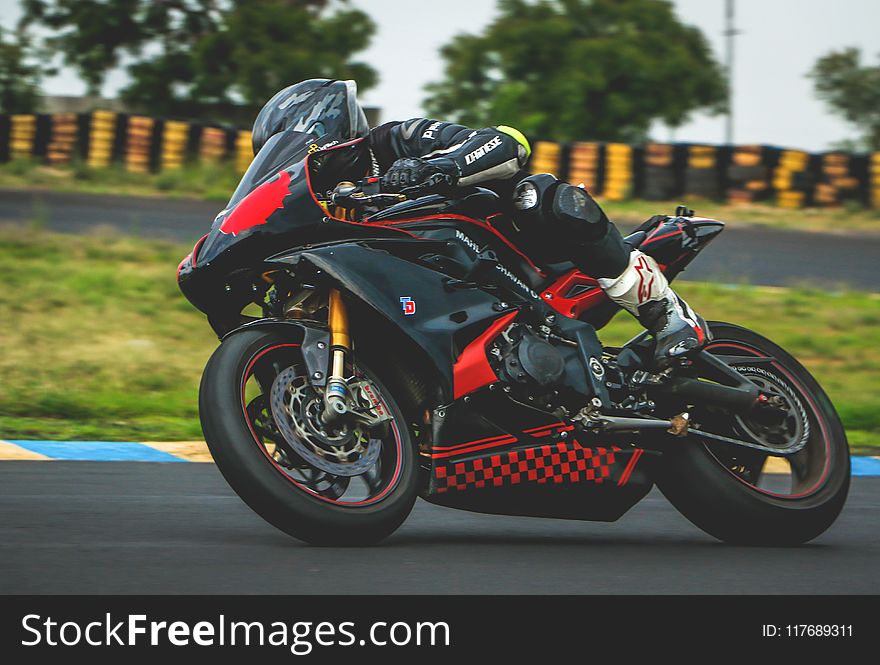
[199, 328, 419, 545]
[657, 321, 850, 545]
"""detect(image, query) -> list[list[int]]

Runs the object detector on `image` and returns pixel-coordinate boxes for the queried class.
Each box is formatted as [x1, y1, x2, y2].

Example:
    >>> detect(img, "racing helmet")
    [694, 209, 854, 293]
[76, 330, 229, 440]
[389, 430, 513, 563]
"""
[251, 79, 371, 154]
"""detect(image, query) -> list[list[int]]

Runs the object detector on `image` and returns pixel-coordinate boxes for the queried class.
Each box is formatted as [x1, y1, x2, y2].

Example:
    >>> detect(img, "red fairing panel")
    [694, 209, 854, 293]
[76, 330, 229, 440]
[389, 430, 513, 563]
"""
[434, 442, 620, 492]
[541, 268, 608, 319]
[219, 171, 292, 236]
[452, 311, 519, 399]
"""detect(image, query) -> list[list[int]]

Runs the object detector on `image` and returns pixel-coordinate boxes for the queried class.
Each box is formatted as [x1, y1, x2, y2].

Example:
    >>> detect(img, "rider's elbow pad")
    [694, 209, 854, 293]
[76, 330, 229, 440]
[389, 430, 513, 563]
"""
[453, 126, 531, 187]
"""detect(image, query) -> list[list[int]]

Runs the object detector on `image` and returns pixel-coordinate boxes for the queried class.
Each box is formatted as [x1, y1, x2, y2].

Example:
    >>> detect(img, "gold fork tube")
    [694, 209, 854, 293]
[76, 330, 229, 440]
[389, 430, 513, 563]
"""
[328, 288, 350, 350]
[324, 288, 351, 423]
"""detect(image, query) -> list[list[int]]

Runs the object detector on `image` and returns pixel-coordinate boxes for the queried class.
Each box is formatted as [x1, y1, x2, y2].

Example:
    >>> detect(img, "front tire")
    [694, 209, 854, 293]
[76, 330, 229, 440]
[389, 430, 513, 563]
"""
[657, 322, 850, 545]
[199, 328, 419, 545]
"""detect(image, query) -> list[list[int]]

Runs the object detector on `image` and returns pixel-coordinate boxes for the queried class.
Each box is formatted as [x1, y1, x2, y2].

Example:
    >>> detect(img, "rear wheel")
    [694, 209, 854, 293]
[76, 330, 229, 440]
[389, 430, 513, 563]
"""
[199, 328, 419, 545]
[656, 322, 850, 545]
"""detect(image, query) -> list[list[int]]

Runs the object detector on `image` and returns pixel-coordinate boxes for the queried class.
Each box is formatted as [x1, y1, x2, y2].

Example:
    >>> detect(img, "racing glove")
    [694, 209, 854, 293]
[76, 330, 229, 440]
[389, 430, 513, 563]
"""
[380, 157, 459, 193]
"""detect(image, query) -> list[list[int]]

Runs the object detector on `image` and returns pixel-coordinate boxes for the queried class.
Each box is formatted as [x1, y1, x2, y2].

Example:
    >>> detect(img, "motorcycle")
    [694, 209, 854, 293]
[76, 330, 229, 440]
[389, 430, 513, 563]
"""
[178, 116, 849, 547]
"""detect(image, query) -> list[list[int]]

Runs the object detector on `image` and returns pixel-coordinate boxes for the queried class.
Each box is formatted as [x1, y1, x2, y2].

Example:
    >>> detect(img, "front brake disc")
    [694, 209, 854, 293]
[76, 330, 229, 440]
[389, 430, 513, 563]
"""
[269, 366, 381, 477]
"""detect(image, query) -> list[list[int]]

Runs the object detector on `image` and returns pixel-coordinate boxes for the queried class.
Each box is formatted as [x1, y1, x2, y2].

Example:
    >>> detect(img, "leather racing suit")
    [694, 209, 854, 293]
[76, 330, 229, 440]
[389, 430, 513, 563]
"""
[368, 118, 710, 367]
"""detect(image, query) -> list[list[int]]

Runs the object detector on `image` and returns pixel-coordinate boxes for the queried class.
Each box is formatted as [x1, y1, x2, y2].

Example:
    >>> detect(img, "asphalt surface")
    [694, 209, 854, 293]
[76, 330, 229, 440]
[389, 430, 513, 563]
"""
[1, 188, 877, 290]
[0, 461, 875, 594]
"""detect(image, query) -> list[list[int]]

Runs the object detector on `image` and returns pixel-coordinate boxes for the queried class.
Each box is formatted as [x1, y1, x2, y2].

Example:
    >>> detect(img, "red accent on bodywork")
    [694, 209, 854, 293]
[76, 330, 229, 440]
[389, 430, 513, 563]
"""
[541, 269, 608, 319]
[219, 171, 292, 236]
[434, 443, 619, 492]
[190, 233, 208, 268]
[176, 234, 208, 280]
[369, 213, 546, 278]
[452, 311, 519, 399]
[176, 254, 191, 280]
[430, 435, 519, 459]
[617, 448, 644, 486]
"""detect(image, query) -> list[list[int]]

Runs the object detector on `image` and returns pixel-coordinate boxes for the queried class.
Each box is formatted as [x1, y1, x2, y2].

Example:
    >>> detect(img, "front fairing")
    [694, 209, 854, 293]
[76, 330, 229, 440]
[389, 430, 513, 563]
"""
[177, 134, 405, 325]
[195, 131, 327, 268]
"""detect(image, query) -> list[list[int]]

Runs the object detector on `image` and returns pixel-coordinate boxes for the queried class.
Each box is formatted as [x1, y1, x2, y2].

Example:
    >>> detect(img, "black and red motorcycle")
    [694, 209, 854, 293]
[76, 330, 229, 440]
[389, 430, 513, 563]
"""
[179, 114, 849, 547]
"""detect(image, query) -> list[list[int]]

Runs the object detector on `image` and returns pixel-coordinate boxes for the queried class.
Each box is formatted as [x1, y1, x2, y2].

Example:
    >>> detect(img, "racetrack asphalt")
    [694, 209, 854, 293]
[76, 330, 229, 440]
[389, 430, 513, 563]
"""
[1, 461, 876, 594]
[1, 188, 877, 291]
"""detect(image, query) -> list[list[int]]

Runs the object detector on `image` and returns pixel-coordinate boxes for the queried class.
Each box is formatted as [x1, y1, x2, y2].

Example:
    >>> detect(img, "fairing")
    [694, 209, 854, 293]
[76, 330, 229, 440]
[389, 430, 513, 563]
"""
[180, 120, 725, 523]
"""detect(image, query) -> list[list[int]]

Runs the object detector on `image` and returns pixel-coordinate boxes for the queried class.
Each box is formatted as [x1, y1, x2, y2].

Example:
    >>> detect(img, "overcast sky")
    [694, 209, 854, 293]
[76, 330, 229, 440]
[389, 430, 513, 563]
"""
[2, 0, 878, 150]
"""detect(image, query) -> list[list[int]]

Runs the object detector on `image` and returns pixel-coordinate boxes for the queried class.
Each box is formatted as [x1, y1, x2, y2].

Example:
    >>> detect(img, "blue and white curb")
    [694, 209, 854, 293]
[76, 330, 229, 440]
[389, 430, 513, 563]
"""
[1, 439, 880, 476]
[0, 440, 213, 463]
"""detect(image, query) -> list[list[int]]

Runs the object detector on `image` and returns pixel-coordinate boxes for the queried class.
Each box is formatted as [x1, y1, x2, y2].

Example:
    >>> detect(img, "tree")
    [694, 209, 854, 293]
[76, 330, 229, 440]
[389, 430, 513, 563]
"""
[0, 27, 52, 114]
[809, 48, 880, 152]
[20, 0, 155, 97]
[124, 0, 377, 116]
[424, 0, 727, 143]
[21, 0, 377, 117]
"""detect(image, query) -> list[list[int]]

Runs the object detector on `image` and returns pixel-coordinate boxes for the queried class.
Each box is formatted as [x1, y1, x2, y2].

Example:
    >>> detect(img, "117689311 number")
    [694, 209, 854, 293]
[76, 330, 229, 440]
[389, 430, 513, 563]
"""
[763, 625, 853, 637]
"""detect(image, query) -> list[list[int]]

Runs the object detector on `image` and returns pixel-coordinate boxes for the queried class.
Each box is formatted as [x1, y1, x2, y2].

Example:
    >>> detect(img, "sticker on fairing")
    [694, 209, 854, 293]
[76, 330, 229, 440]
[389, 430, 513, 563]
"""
[400, 297, 416, 316]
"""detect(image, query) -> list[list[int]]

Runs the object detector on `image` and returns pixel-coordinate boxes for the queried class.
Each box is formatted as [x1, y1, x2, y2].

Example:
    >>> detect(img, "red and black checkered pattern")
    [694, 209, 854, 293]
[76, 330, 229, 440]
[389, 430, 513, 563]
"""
[434, 442, 618, 493]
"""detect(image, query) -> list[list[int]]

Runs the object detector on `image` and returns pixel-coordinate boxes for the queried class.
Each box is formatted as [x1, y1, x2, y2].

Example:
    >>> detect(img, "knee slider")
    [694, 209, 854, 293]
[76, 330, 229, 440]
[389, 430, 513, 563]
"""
[551, 183, 608, 242]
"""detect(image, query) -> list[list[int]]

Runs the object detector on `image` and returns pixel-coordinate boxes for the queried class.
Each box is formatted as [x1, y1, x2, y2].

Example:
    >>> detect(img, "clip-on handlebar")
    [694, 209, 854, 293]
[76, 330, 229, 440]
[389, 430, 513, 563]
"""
[329, 173, 455, 210]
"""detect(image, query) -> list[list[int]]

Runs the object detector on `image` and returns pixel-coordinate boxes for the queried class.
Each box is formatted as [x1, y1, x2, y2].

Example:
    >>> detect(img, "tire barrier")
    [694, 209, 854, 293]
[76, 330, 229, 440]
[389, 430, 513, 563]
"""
[86, 110, 116, 169]
[46, 113, 78, 165]
[199, 126, 228, 164]
[814, 152, 866, 207]
[10, 114, 37, 160]
[684, 144, 722, 200]
[774, 149, 813, 209]
[568, 142, 601, 191]
[726, 145, 771, 204]
[2, 110, 880, 209]
[872, 153, 880, 210]
[642, 143, 677, 201]
[160, 120, 189, 171]
[528, 140, 562, 177]
[603, 143, 632, 201]
[235, 130, 254, 175]
[125, 116, 154, 174]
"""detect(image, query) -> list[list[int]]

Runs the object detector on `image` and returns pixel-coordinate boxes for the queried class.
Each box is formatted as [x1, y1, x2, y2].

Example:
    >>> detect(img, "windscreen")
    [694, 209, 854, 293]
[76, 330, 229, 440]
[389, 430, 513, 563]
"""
[226, 130, 315, 209]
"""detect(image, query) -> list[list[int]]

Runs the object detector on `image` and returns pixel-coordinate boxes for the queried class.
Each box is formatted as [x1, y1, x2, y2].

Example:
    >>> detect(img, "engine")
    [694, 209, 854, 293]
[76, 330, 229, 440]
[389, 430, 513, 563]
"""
[496, 326, 566, 387]
[486, 321, 615, 416]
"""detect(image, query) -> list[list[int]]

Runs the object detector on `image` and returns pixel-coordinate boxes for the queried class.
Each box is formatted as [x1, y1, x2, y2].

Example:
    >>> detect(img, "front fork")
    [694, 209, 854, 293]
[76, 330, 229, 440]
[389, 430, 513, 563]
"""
[323, 288, 351, 423]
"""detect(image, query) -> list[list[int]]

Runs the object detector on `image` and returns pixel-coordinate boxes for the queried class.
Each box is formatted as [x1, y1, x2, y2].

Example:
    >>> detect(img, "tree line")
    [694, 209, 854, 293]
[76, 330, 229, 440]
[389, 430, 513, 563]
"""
[0, 0, 877, 150]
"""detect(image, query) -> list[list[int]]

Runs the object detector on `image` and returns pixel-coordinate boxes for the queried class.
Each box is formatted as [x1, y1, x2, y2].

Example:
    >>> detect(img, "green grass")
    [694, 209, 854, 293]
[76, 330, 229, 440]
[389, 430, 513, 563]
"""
[0, 158, 240, 202]
[0, 229, 877, 453]
[2, 159, 880, 234]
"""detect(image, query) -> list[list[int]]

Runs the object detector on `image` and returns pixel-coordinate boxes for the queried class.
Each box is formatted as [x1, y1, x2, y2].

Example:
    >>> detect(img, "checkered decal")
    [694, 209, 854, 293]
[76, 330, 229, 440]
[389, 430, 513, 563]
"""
[434, 442, 618, 493]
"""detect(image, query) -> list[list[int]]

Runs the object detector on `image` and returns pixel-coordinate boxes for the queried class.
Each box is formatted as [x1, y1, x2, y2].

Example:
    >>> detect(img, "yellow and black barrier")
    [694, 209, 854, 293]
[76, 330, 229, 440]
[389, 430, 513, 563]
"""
[1, 111, 879, 209]
[871, 153, 880, 210]
[46, 113, 78, 165]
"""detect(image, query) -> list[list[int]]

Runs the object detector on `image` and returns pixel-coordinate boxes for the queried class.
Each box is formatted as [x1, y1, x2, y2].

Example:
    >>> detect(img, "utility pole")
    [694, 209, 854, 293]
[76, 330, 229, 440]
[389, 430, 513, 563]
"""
[723, 0, 738, 145]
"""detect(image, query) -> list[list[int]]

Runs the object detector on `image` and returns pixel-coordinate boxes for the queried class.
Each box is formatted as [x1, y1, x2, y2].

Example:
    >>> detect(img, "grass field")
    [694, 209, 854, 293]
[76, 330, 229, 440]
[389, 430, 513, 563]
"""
[2, 159, 880, 235]
[0, 228, 877, 452]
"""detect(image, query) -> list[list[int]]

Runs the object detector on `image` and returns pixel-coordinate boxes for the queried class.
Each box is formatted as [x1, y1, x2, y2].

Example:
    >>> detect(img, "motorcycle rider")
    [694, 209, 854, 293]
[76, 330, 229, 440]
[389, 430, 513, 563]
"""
[254, 79, 710, 367]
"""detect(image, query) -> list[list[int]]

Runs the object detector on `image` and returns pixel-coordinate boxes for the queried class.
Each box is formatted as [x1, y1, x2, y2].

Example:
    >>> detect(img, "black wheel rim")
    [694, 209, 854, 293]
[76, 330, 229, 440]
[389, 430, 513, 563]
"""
[698, 340, 833, 499]
[240, 343, 403, 506]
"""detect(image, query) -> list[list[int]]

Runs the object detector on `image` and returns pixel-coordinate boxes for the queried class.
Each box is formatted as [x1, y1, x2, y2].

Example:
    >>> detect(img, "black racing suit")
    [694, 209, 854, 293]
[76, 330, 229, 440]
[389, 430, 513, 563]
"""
[369, 118, 631, 279]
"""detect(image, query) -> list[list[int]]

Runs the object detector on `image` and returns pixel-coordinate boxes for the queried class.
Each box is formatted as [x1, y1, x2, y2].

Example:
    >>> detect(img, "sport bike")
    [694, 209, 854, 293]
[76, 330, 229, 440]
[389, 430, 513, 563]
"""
[179, 123, 849, 546]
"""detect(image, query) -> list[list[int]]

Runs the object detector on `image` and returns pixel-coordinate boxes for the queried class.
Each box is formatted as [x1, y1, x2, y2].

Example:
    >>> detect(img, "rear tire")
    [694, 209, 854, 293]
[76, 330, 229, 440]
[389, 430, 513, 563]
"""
[199, 328, 419, 546]
[656, 322, 850, 545]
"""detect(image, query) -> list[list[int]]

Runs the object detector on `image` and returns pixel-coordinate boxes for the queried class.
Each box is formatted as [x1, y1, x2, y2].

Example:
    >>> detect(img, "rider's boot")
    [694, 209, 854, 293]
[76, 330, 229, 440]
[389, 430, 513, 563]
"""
[518, 181, 711, 368]
[597, 249, 711, 368]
